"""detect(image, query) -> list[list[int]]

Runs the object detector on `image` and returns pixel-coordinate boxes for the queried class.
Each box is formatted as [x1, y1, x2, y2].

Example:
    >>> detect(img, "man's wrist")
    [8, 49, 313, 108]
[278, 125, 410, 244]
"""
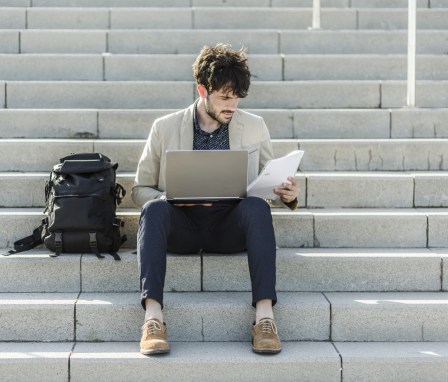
[283, 197, 298, 209]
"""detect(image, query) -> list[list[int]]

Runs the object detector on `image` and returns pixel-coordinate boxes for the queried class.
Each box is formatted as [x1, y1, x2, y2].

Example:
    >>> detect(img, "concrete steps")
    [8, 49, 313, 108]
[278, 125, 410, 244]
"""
[3, 0, 444, 7]
[0, 248, 443, 293]
[0, 0, 447, 380]
[4, 341, 448, 382]
[3, 171, 448, 209]
[1, 108, 447, 139]
[2, 207, 448, 248]
[1, 54, 448, 81]
[2, 138, 448, 171]
[3, 290, 448, 342]
[1, 80, 447, 109]
[2, 30, 448, 54]
[2, 7, 448, 30]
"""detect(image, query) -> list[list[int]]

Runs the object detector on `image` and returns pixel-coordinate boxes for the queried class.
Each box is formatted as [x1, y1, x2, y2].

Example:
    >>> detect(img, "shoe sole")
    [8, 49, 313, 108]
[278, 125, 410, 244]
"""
[140, 348, 170, 355]
[252, 346, 282, 354]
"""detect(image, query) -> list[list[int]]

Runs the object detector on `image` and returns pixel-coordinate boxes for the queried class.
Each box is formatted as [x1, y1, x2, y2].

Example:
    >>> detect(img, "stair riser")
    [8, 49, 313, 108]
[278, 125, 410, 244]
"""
[2, 109, 448, 140]
[3, 31, 447, 54]
[2, 292, 448, 342]
[2, 210, 448, 249]
[11, 173, 448, 209]
[0, 250, 441, 293]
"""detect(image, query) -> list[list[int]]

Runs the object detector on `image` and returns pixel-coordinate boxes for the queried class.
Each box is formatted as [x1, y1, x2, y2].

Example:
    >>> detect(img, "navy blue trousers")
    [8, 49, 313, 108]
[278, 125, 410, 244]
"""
[137, 197, 277, 309]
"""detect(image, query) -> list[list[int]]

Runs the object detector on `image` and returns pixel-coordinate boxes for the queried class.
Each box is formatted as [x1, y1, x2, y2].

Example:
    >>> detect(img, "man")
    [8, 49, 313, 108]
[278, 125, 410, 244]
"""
[132, 43, 299, 356]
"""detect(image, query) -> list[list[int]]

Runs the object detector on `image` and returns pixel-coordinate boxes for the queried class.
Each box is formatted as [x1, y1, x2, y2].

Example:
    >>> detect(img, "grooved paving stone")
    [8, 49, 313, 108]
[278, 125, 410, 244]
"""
[0, 172, 304, 209]
[285, 55, 448, 81]
[75, 292, 329, 342]
[272, 0, 348, 5]
[415, 174, 448, 207]
[328, 292, 448, 342]
[81, 251, 201, 293]
[27, 8, 109, 29]
[249, 109, 294, 138]
[313, 209, 427, 248]
[108, 30, 279, 54]
[110, 9, 191, 29]
[280, 31, 448, 54]
[2, 208, 437, 250]
[337, 342, 448, 382]
[203, 248, 442, 292]
[194, 0, 270, 5]
[0, 250, 81, 292]
[0, 8, 26, 29]
[0, 138, 297, 172]
[391, 108, 448, 138]
[0, 54, 103, 81]
[239, 81, 381, 109]
[277, 249, 441, 292]
[421, 208, 448, 247]
[105, 54, 194, 81]
[434, 249, 448, 291]
[20, 30, 107, 53]
[382, 81, 448, 108]
[298, 139, 448, 171]
[194, 8, 357, 29]
[71, 342, 341, 382]
[306, 172, 414, 208]
[0, 139, 93, 171]
[352, 0, 429, 6]
[0, 209, 47, 248]
[0, 0, 30, 5]
[104, 54, 281, 81]
[0, 342, 73, 382]
[0, 293, 77, 341]
[33, 0, 190, 5]
[7, 81, 194, 109]
[271, 210, 314, 248]
[93, 140, 145, 172]
[98, 109, 169, 139]
[0, 82, 4, 109]
[0, 173, 51, 208]
[0, 109, 97, 139]
[0, 31, 18, 53]
[359, 9, 448, 29]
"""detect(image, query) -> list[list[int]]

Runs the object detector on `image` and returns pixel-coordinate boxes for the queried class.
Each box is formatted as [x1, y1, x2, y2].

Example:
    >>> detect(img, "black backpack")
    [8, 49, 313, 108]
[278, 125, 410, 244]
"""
[5, 153, 127, 260]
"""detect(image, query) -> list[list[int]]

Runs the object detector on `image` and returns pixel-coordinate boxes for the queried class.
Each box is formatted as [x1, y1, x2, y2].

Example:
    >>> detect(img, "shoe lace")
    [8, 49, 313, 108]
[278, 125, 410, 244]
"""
[142, 319, 162, 336]
[259, 319, 278, 334]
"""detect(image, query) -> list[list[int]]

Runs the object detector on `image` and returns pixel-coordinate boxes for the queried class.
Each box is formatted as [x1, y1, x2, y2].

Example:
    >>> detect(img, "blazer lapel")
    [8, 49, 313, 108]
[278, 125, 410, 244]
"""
[179, 105, 194, 150]
[229, 111, 244, 149]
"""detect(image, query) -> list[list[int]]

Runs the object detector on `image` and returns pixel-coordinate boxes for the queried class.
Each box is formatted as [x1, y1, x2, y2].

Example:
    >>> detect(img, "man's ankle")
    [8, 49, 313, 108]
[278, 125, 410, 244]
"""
[144, 299, 164, 323]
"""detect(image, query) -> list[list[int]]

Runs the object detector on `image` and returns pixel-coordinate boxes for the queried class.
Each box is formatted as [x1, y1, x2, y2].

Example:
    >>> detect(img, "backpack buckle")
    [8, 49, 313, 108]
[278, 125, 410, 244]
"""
[89, 232, 105, 259]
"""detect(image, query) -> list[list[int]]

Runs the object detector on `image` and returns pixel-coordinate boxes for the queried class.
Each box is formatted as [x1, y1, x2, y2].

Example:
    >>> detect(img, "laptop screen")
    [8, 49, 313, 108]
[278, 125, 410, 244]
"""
[165, 150, 249, 202]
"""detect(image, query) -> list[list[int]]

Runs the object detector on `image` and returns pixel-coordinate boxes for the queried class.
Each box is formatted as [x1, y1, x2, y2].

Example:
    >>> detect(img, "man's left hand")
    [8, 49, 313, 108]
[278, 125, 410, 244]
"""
[274, 176, 299, 204]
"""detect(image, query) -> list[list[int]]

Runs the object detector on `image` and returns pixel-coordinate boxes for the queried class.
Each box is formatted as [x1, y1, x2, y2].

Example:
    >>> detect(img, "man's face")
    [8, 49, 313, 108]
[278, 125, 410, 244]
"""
[204, 88, 240, 125]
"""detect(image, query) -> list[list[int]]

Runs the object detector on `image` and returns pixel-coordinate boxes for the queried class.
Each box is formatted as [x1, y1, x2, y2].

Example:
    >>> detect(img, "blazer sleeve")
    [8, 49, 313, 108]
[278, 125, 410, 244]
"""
[131, 122, 165, 207]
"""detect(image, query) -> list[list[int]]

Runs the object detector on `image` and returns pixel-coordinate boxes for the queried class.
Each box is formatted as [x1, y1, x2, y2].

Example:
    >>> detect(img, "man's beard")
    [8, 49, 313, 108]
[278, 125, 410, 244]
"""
[205, 99, 233, 125]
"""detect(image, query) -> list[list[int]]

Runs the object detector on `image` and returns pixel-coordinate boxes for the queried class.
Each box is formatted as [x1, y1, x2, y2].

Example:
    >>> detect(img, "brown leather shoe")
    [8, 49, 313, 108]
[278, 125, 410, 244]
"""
[140, 318, 170, 355]
[252, 318, 282, 354]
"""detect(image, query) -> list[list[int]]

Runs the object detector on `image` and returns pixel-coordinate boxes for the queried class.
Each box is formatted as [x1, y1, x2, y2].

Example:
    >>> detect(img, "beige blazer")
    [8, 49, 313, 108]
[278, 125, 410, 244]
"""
[131, 103, 284, 208]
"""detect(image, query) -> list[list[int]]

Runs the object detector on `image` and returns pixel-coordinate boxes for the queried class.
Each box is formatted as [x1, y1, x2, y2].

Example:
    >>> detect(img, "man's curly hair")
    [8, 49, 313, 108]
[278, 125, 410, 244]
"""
[192, 43, 251, 98]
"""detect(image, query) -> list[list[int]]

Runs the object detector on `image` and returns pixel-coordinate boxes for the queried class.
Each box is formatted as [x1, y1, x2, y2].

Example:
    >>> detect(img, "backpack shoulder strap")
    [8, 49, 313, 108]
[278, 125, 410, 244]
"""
[3, 226, 43, 256]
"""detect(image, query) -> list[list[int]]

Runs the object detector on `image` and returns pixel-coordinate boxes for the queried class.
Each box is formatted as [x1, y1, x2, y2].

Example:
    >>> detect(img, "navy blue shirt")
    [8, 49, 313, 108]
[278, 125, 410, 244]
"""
[193, 100, 230, 150]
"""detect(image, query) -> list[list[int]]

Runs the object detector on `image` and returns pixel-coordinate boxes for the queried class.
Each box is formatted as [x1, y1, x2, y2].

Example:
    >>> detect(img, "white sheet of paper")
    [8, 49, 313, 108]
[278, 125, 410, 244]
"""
[247, 150, 304, 200]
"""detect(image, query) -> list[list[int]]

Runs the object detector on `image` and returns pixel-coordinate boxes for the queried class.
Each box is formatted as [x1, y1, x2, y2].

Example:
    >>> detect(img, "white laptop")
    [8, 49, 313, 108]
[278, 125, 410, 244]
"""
[165, 150, 249, 203]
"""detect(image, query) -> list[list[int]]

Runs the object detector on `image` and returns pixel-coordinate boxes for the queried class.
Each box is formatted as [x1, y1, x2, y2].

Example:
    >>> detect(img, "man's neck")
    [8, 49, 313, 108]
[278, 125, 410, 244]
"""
[196, 99, 221, 133]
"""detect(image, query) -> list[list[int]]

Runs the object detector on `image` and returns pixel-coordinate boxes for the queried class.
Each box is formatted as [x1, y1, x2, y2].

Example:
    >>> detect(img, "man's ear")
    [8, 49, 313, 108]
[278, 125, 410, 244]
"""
[197, 84, 207, 99]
